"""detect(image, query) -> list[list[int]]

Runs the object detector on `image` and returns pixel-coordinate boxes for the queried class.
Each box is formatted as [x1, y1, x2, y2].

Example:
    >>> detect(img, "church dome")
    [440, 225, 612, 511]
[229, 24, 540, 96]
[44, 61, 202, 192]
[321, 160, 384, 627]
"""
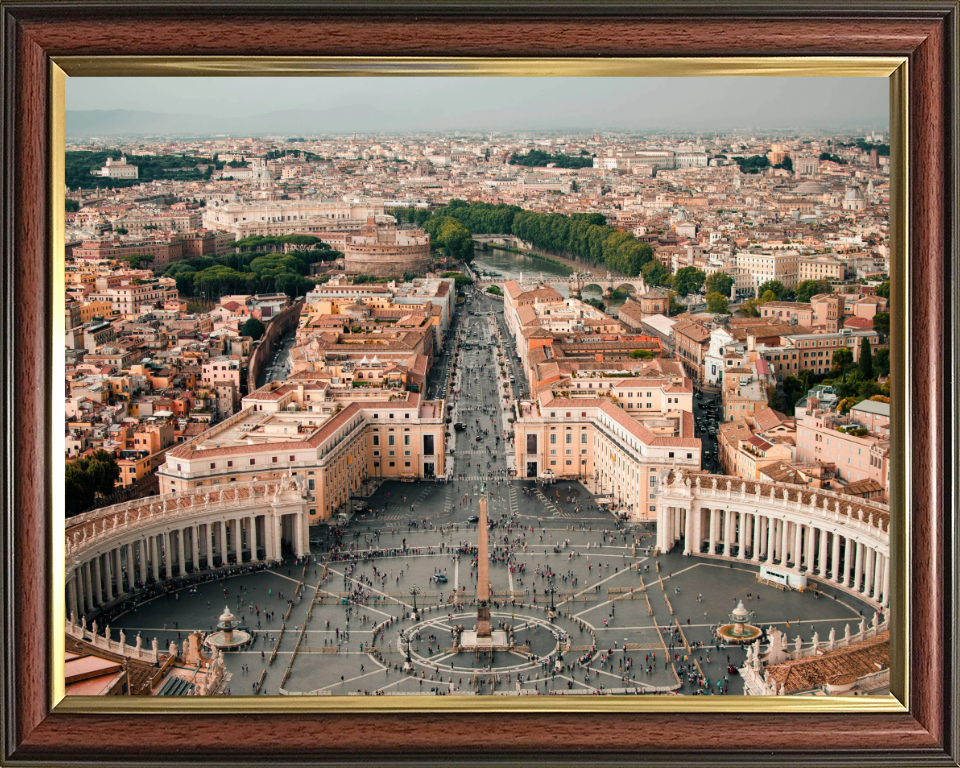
[792, 180, 828, 196]
[844, 185, 865, 200]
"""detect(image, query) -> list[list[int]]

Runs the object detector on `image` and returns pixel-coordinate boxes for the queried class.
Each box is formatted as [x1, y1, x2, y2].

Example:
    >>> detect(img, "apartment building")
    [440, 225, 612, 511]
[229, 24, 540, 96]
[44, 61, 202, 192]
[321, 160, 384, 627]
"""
[736, 250, 800, 291]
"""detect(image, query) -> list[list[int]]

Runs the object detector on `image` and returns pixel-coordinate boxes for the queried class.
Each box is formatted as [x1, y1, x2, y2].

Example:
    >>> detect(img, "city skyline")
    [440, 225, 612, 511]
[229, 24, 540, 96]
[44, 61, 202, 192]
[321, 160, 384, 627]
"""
[66, 77, 889, 136]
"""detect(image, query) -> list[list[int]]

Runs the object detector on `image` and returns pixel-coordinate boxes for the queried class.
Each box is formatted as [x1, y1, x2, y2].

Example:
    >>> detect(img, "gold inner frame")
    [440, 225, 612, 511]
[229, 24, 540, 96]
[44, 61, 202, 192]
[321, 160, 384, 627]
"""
[49, 56, 909, 714]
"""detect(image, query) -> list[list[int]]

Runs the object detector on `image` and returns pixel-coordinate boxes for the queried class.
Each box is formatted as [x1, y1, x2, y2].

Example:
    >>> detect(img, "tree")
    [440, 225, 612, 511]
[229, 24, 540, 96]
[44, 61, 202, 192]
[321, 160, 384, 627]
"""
[873, 311, 890, 339]
[629, 349, 654, 360]
[832, 348, 854, 369]
[738, 297, 762, 317]
[65, 198, 80, 213]
[760, 290, 778, 304]
[120, 253, 155, 270]
[875, 280, 890, 299]
[705, 272, 734, 297]
[241, 317, 266, 341]
[705, 292, 729, 314]
[858, 337, 874, 379]
[584, 297, 606, 312]
[486, 285, 503, 296]
[872, 347, 890, 378]
[673, 267, 706, 297]
[113, 227, 128, 235]
[795, 279, 833, 302]
[766, 386, 783, 410]
[757, 280, 787, 300]
[65, 449, 121, 517]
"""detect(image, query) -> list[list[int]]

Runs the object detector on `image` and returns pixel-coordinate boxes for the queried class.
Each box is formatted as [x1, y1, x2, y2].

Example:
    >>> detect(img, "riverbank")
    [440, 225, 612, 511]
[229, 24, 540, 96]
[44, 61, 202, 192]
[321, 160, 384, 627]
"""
[484, 245, 573, 275]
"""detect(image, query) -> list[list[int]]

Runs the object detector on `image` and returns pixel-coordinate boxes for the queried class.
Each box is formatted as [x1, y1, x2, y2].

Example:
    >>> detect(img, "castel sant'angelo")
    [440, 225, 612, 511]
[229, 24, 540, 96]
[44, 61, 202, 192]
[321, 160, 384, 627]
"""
[343, 215, 432, 277]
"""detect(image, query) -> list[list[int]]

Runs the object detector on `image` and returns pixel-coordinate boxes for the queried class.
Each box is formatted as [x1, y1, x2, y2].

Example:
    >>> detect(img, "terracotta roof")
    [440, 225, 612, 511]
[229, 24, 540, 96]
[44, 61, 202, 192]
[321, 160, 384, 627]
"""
[765, 631, 889, 694]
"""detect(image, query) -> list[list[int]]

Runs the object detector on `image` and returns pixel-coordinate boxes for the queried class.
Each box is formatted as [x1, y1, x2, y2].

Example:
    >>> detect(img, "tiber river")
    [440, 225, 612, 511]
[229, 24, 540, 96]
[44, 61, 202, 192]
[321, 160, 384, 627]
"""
[470, 247, 629, 310]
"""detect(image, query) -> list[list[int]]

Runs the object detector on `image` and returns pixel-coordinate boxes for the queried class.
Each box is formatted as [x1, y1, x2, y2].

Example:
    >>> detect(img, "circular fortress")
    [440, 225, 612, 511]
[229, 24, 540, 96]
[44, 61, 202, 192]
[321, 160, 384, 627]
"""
[343, 216, 432, 277]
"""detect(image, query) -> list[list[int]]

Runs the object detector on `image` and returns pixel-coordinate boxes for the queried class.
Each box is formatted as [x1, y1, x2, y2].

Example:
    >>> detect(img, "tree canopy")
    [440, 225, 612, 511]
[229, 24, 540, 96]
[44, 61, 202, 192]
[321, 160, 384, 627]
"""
[705, 272, 734, 297]
[706, 292, 729, 314]
[757, 280, 788, 300]
[65, 449, 120, 517]
[508, 150, 593, 169]
[673, 267, 706, 297]
[241, 317, 266, 341]
[795, 279, 834, 302]
[873, 311, 890, 338]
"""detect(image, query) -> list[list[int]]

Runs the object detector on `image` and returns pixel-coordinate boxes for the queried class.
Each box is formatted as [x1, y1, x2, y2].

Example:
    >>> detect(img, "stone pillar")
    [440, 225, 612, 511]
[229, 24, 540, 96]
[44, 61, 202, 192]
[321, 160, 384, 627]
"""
[852, 541, 864, 591]
[102, 551, 114, 602]
[82, 561, 93, 612]
[66, 578, 77, 621]
[162, 531, 172, 579]
[206, 523, 214, 568]
[250, 515, 259, 562]
[881, 555, 890, 608]
[235, 518, 244, 563]
[872, 552, 883, 601]
[804, 524, 815, 572]
[138, 539, 147, 585]
[151, 536, 160, 582]
[737, 512, 746, 560]
[682, 508, 692, 555]
[707, 509, 716, 555]
[92, 554, 102, 605]
[295, 511, 307, 557]
[817, 529, 828, 576]
[723, 509, 733, 557]
[192, 525, 201, 572]
[692, 507, 703, 555]
[842, 537, 852, 587]
[274, 515, 283, 561]
[863, 547, 875, 598]
[114, 547, 123, 595]
[752, 513, 761, 562]
[177, 528, 186, 576]
[793, 522, 802, 569]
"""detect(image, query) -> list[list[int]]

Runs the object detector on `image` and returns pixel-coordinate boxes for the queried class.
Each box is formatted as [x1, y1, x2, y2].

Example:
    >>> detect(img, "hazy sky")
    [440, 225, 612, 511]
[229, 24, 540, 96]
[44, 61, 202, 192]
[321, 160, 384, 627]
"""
[65, 77, 889, 132]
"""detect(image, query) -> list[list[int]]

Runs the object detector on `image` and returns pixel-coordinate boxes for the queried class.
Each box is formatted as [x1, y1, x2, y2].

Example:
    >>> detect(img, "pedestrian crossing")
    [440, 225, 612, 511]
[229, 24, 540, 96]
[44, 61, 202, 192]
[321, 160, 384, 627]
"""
[508, 484, 519, 516]
[450, 475, 510, 482]
[534, 487, 563, 516]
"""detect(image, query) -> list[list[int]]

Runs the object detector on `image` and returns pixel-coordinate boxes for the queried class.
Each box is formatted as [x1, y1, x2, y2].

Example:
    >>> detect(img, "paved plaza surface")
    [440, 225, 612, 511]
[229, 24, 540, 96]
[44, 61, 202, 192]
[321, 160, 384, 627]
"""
[109, 299, 878, 696]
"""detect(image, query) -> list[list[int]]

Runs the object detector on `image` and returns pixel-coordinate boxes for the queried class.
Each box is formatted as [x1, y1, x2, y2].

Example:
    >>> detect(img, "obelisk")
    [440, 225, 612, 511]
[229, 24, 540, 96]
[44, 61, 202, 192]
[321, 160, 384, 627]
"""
[476, 481, 491, 638]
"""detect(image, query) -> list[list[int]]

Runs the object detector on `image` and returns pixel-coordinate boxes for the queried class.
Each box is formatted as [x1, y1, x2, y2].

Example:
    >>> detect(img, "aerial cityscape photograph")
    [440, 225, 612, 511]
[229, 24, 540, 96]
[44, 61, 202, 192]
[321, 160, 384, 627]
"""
[61, 76, 892, 699]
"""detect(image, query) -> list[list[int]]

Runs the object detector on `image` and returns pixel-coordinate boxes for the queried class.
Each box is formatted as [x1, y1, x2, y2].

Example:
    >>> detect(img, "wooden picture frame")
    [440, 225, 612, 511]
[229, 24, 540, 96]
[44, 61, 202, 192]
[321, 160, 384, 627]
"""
[2, 1, 957, 764]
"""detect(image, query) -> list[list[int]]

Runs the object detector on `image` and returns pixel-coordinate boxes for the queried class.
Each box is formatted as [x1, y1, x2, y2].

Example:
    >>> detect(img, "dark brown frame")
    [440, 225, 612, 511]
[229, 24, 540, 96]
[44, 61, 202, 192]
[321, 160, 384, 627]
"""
[2, 2, 957, 765]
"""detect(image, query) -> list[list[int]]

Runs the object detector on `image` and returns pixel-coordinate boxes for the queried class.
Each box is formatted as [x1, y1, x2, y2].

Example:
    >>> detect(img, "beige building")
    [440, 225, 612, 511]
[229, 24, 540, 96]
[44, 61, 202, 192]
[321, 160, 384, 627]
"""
[158, 379, 446, 522]
[202, 197, 384, 238]
[513, 395, 700, 518]
[736, 250, 800, 292]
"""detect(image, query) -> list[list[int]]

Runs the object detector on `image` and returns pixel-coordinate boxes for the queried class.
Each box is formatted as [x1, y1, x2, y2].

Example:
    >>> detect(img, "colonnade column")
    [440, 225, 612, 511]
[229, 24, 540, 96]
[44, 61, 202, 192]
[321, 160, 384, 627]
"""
[804, 525, 815, 572]
[737, 512, 747, 559]
[793, 523, 802, 569]
[206, 523, 214, 568]
[881, 555, 890, 608]
[177, 529, 186, 576]
[872, 552, 883, 601]
[151, 536, 160, 582]
[138, 539, 147, 585]
[83, 561, 93, 612]
[682, 508, 692, 555]
[250, 515, 259, 562]
[707, 509, 717, 555]
[722, 510, 732, 556]
[66, 579, 78, 622]
[817, 528, 828, 575]
[102, 553, 114, 602]
[842, 537, 852, 587]
[92, 555, 102, 605]
[218, 520, 227, 561]
[864, 547, 875, 598]
[113, 547, 123, 596]
[752, 513, 761, 562]
[192, 525, 200, 572]
[852, 541, 864, 591]
[830, 532, 840, 581]
[235, 518, 244, 563]
[274, 516, 283, 561]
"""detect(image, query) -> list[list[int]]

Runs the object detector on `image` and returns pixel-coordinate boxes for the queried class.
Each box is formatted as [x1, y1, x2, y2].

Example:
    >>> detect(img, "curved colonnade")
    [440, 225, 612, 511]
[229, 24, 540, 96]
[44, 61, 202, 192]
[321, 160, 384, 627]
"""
[65, 474, 310, 621]
[653, 472, 890, 609]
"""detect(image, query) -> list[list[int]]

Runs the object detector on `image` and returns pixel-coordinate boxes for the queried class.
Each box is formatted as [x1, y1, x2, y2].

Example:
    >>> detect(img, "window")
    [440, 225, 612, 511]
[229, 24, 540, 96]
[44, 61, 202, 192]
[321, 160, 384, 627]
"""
[250, 459, 256, 465]
[550, 434, 557, 445]
[209, 462, 216, 469]
[581, 433, 588, 444]
[565, 433, 572, 444]
[404, 435, 411, 446]
[272, 457, 278, 464]
[373, 435, 379, 446]
[668, 452, 675, 458]
[388, 435, 395, 446]
[389, 462, 395, 467]
[290, 455, 295, 461]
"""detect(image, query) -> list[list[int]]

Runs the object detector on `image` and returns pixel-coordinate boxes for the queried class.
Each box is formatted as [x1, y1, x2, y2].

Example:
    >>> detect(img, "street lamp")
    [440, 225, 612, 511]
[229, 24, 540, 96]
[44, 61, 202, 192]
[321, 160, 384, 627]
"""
[410, 584, 421, 620]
